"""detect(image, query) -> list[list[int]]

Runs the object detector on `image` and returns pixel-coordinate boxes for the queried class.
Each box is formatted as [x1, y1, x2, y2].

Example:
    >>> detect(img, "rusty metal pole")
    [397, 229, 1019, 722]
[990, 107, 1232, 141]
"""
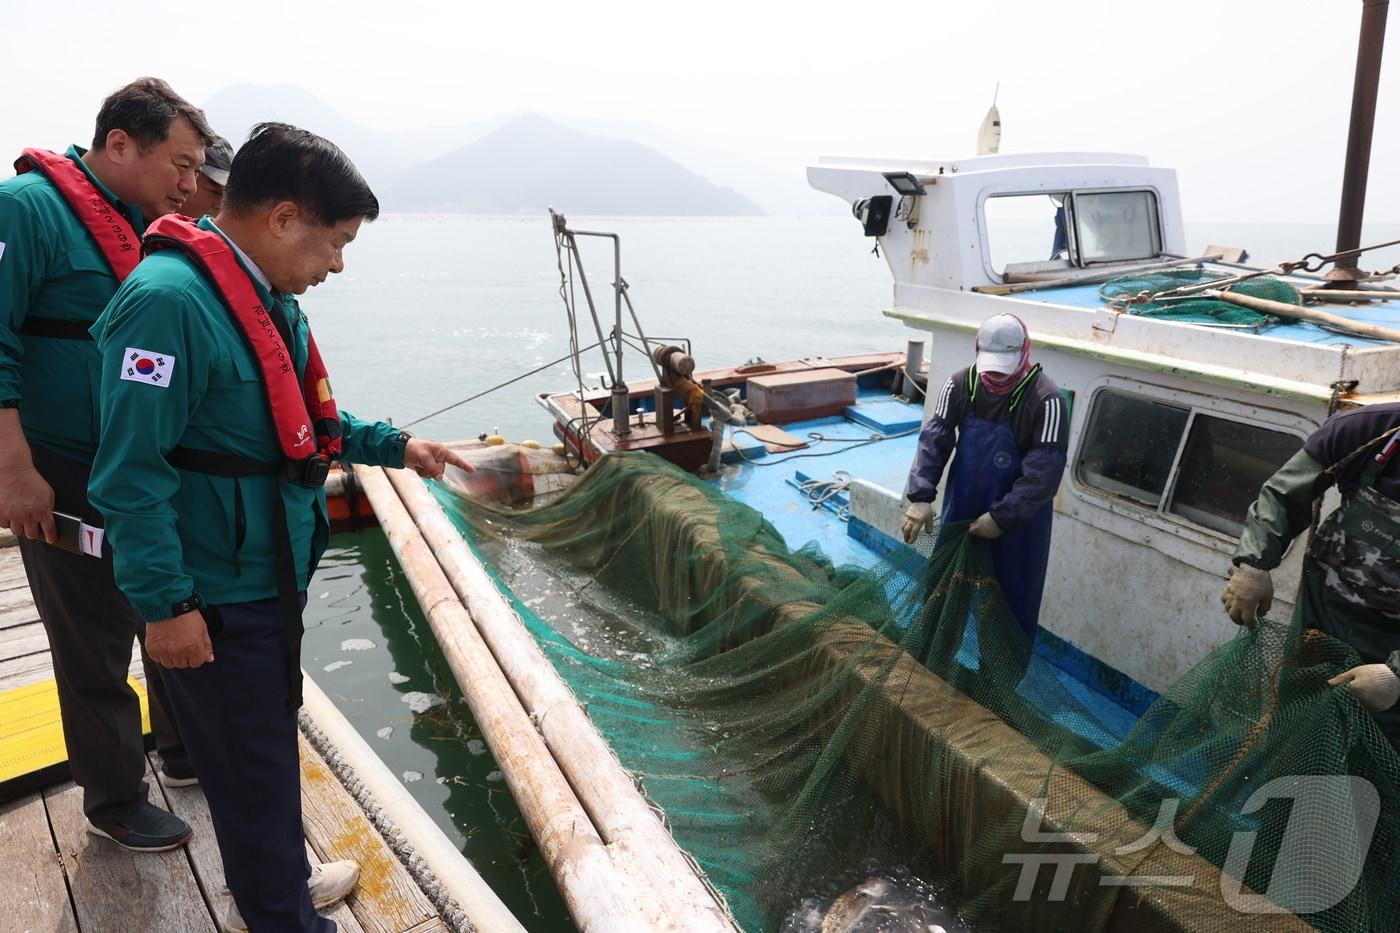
[1329, 0, 1390, 284]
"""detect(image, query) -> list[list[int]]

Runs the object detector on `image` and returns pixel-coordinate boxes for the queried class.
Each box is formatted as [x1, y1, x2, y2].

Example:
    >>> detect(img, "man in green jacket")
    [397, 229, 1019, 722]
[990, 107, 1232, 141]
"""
[0, 77, 212, 850]
[89, 122, 471, 933]
[1224, 402, 1400, 743]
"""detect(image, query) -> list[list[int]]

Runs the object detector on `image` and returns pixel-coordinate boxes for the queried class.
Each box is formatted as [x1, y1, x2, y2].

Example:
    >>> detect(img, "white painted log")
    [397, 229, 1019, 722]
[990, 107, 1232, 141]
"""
[1212, 289, 1400, 343]
[385, 467, 739, 933]
[299, 672, 528, 933]
[324, 469, 348, 499]
[350, 465, 658, 933]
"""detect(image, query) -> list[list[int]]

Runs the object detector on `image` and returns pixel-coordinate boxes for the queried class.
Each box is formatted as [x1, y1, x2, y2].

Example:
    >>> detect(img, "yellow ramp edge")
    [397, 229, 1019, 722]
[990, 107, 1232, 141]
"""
[0, 677, 151, 784]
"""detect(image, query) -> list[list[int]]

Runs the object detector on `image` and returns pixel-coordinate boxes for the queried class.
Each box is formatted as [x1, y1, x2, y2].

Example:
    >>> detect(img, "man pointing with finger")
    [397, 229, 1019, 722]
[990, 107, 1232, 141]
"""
[88, 122, 472, 932]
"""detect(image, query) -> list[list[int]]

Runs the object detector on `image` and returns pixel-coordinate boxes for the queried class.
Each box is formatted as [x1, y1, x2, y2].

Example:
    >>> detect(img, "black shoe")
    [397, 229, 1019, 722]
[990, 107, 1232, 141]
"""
[158, 758, 200, 788]
[87, 801, 193, 852]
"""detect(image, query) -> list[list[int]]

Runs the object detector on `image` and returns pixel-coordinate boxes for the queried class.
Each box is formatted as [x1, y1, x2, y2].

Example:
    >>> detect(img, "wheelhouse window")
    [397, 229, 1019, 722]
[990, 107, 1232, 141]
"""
[983, 188, 1164, 280]
[1073, 190, 1162, 264]
[1075, 388, 1303, 538]
[983, 193, 1072, 277]
[1076, 392, 1188, 508]
[1169, 416, 1304, 536]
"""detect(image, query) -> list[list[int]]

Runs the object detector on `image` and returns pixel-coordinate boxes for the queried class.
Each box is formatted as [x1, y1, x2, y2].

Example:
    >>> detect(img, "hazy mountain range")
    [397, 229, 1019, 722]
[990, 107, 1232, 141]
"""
[202, 85, 825, 216]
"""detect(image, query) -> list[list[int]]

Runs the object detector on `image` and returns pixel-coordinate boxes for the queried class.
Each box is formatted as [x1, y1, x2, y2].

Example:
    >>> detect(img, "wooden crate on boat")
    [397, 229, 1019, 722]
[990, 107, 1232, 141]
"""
[747, 369, 856, 424]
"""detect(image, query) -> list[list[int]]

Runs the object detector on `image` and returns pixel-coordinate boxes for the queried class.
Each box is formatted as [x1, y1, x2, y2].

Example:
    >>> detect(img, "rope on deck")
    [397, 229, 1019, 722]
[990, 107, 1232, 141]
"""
[297, 712, 478, 933]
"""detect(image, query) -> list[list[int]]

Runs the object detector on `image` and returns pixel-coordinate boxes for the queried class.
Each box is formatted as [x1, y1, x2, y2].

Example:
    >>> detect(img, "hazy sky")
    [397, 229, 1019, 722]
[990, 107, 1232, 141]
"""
[3, 0, 1398, 225]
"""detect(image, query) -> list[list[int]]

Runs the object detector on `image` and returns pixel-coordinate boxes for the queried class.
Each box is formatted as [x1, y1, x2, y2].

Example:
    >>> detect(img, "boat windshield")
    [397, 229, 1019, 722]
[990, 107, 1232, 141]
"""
[986, 187, 1163, 278]
[1073, 189, 1162, 264]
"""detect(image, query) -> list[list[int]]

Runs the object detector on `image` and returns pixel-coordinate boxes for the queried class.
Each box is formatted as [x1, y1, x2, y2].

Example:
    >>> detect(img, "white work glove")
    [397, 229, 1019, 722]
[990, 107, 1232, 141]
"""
[1221, 563, 1273, 630]
[1328, 663, 1400, 713]
[968, 512, 1003, 540]
[901, 502, 935, 544]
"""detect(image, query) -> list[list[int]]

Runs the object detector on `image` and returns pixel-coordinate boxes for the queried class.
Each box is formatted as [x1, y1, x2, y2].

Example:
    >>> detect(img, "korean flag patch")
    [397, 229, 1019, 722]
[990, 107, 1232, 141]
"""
[121, 347, 175, 388]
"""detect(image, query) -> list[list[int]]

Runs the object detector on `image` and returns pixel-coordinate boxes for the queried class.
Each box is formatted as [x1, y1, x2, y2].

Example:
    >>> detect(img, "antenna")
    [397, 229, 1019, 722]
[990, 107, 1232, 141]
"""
[977, 83, 1002, 156]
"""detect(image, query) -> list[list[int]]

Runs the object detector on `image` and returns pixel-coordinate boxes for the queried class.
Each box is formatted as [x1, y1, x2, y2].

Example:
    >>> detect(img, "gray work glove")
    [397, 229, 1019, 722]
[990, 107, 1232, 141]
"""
[968, 512, 1003, 539]
[1328, 663, 1400, 713]
[1222, 563, 1273, 630]
[902, 502, 935, 544]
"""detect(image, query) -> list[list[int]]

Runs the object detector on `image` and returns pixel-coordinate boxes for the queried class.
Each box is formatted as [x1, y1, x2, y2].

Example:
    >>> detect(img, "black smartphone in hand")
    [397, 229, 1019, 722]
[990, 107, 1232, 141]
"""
[51, 511, 107, 558]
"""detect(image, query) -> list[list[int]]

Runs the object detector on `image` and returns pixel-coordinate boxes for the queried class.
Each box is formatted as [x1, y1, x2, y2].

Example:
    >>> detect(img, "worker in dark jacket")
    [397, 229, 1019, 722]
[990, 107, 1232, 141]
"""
[89, 123, 474, 932]
[901, 313, 1069, 638]
[1224, 403, 1400, 742]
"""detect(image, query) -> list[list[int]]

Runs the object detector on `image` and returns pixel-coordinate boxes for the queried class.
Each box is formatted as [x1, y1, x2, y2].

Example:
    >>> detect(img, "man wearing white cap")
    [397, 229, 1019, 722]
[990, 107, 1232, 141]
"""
[901, 313, 1069, 639]
[179, 135, 232, 219]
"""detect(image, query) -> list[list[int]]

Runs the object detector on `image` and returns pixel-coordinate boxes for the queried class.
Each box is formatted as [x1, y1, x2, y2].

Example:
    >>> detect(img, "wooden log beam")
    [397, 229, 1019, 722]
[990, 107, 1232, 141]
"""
[384, 468, 739, 933]
[350, 465, 659, 933]
[1302, 288, 1400, 301]
[1209, 289, 1400, 343]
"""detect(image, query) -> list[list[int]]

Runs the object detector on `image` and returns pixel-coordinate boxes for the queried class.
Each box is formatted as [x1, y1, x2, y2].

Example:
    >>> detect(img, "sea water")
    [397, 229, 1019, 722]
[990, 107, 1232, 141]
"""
[301, 214, 1400, 930]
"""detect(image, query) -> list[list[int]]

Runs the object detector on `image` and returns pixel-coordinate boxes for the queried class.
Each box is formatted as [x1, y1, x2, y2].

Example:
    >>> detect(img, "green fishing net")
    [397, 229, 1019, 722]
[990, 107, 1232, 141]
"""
[1100, 269, 1302, 326]
[430, 452, 1398, 932]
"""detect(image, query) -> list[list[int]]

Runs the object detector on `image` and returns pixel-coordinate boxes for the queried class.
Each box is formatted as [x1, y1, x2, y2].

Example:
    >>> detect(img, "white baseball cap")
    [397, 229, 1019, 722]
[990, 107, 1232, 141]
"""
[975, 313, 1028, 374]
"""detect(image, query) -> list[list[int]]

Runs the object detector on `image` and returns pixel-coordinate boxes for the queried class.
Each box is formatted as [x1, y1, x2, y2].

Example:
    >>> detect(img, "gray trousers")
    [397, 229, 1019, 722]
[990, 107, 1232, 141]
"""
[17, 444, 188, 822]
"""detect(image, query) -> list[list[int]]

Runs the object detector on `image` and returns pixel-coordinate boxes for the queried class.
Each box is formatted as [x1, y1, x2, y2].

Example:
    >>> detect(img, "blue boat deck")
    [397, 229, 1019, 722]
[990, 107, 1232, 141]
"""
[718, 406, 919, 569]
[712, 389, 1147, 749]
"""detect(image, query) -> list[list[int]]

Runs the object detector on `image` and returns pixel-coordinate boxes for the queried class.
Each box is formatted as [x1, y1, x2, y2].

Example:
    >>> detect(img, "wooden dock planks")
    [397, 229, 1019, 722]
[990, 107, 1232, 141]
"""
[299, 735, 448, 933]
[45, 758, 215, 932]
[0, 748, 453, 933]
[0, 790, 77, 933]
[0, 540, 454, 933]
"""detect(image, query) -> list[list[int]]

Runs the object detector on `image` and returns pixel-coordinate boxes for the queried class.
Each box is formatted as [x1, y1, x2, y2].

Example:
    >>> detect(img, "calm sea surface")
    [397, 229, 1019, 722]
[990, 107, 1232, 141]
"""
[300, 215, 1400, 930]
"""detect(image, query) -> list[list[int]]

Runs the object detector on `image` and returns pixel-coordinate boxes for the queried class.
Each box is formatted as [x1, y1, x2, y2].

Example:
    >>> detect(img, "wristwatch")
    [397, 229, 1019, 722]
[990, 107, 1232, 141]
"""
[0, 399, 18, 409]
[169, 595, 203, 617]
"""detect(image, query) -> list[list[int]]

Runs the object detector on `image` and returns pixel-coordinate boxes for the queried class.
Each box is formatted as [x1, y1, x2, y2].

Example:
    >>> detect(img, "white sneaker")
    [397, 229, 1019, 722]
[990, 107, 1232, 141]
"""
[221, 859, 361, 932]
[308, 860, 361, 909]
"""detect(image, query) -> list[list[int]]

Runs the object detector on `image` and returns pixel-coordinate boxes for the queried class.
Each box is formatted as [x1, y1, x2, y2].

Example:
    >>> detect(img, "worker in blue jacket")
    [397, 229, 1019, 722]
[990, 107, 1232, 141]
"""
[901, 313, 1069, 639]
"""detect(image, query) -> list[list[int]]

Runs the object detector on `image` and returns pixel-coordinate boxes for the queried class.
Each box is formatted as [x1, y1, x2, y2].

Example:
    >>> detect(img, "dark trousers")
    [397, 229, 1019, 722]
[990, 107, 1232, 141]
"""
[17, 443, 188, 822]
[159, 596, 332, 933]
[1298, 558, 1400, 748]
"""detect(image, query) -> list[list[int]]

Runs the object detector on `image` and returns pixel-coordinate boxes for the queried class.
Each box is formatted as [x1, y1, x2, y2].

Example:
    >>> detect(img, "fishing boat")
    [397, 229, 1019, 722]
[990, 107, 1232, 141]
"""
[491, 158, 1400, 930]
[323, 8, 1399, 933]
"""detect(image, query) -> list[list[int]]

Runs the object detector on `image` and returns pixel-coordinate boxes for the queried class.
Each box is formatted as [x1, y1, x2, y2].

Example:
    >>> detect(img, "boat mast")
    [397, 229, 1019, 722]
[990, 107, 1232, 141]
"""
[1329, 0, 1390, 284]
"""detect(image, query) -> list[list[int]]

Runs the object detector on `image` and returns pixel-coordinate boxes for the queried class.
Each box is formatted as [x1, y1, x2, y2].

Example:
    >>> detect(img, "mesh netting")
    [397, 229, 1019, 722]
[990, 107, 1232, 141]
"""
[431, 452, 1399, 933]
[1100, 269, 1302, 326]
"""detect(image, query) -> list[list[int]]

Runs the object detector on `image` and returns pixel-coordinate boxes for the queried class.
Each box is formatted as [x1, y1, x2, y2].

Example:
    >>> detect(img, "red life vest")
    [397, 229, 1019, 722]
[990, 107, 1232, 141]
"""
[14, 148, 141, 281]
[142, 214, 343, 469]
